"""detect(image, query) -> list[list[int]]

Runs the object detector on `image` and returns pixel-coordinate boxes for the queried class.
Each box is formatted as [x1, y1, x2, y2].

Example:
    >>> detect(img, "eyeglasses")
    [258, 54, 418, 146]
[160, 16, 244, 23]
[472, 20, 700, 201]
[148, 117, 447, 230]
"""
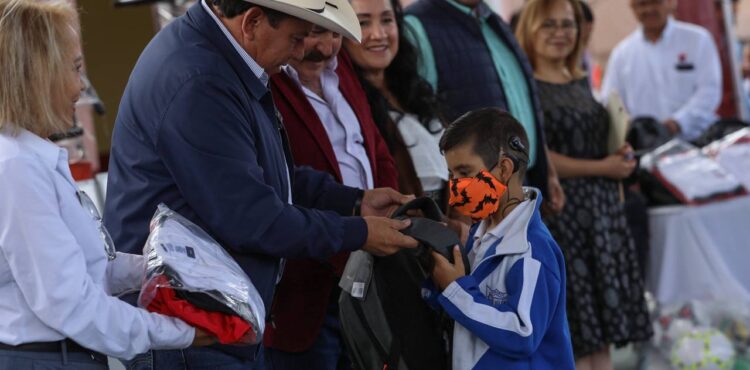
[76, 190, 116, 261]
[539, 19, 577, 33]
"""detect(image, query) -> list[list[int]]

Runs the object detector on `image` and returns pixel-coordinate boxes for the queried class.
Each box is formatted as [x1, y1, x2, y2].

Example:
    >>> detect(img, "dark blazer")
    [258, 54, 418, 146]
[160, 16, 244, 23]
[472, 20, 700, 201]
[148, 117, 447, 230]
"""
[264, 52, 398, 352]
[103, 2, 367, 359]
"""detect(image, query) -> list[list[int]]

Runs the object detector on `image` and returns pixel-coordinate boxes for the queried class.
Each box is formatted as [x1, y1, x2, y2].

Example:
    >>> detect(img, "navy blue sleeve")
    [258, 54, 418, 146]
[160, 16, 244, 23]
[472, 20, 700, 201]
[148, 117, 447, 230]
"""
[291, 165, 361, 216]
[155, 75, 366, 259]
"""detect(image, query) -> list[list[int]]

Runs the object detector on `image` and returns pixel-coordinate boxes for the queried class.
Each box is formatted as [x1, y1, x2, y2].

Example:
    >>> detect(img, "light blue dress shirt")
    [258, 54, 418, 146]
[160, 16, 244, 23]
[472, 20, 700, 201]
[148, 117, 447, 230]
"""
[0, 128, 194, 359]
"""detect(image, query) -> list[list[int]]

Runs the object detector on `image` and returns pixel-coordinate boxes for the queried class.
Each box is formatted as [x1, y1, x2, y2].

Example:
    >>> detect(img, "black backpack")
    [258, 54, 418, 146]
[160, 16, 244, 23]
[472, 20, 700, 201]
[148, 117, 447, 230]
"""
[339, 198, 462, 370]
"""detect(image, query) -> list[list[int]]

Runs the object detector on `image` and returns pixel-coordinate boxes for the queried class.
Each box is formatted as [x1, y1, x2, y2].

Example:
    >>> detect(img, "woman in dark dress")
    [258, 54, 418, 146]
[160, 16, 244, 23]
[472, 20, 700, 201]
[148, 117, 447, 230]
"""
[515, 1, 652, 369]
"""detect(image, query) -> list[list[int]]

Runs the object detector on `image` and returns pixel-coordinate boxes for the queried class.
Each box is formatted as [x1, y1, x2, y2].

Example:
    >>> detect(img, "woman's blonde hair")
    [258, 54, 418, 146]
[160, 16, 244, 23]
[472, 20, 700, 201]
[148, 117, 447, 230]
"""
[0, 0, 78, 136]
[515, 0, 585, 79]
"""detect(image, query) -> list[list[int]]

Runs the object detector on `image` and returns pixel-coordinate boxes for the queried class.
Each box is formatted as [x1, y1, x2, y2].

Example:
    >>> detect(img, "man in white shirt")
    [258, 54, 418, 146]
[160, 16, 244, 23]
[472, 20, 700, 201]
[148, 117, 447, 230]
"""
[743, 43, 750, 115]
[601, 0, 723, 141]
[266, 25, 399, 370]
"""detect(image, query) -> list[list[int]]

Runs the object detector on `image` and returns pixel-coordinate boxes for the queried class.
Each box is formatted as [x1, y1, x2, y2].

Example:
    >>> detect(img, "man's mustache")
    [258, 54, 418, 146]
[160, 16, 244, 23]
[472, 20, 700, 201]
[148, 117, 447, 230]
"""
[303, 50, 333, 63]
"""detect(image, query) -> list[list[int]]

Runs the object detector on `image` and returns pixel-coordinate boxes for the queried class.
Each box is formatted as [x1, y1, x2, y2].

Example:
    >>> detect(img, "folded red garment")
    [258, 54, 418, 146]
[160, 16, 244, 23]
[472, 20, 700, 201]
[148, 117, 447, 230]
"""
[146, 276, 254, 344]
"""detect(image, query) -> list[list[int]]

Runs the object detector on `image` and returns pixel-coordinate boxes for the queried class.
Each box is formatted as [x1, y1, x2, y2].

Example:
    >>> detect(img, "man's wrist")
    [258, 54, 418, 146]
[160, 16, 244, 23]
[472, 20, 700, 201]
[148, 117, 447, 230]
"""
[353, 189, 365, 216]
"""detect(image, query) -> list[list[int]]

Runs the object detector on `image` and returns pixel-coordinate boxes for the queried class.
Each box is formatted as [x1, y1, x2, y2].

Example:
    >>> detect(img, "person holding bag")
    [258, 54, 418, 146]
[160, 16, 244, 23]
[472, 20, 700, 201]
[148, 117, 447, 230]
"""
[0, 1, 212, 368]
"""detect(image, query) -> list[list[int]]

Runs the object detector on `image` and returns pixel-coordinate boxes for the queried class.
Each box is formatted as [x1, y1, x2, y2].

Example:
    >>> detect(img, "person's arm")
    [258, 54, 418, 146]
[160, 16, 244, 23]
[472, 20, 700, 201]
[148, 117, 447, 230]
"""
[156, 74, 367, 260]
[543, 146, 565, 213]
[291, 165, 362, 214]
[549, 145, 636, 180]
[438, 257, 561, 358]
[403, 15, 438, 91]
[670, 33, 722, 140]
[105, 252, 145, 295]
[0, 156, 194, 359]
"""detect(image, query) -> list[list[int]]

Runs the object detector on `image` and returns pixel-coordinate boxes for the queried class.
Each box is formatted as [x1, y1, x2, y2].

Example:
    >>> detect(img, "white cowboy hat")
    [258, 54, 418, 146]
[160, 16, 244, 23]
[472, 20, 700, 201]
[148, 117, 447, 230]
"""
[245, 0, 361, 42]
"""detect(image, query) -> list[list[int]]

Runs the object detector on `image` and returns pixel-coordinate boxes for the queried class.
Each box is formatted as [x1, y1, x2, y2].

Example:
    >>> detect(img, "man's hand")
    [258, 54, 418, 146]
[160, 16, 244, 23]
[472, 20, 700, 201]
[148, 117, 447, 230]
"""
[362, 216, 419, 256]
[664, 119, 682, 135]
[361, 188, 415, 217]
[191, 328, 217, 347]
[431, 246, 466, 291]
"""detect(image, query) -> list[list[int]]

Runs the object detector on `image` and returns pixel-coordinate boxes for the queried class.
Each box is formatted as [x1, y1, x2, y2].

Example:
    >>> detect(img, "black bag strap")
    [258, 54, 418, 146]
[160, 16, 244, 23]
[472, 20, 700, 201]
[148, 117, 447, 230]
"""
[349, 296, 398, 369]
[391, 197, 444, 221]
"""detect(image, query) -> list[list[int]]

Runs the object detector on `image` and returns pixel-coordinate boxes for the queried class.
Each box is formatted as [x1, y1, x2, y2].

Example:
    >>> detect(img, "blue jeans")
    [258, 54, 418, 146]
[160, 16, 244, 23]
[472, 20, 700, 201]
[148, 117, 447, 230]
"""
[265, 300, 350, 370]
[122, 347, 264, 370]
[0, 349, 108, 369]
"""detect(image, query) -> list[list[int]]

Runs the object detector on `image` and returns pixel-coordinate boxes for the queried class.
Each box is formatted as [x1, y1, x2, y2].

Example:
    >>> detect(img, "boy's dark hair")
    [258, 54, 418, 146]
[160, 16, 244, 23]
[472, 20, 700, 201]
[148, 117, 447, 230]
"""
[439, 107, 530, 177]
[211, 0, 287, 27]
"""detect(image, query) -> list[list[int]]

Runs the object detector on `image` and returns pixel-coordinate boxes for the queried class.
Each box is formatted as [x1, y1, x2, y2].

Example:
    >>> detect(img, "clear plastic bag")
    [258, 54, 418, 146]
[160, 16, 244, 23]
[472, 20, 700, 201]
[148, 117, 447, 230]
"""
[702, 128, 750, 192]
[640, 139, 747, 204]
[138, 204, 265, 345]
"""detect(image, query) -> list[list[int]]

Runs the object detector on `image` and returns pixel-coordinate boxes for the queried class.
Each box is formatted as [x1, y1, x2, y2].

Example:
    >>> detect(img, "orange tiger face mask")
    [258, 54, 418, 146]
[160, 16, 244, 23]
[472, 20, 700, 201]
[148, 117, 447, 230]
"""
[448, 169, 507, 220]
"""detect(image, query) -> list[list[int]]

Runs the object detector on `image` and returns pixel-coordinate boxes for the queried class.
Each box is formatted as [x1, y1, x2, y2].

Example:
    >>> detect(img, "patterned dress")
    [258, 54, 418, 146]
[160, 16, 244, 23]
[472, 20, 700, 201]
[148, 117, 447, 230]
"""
[536, 78, 653, 357]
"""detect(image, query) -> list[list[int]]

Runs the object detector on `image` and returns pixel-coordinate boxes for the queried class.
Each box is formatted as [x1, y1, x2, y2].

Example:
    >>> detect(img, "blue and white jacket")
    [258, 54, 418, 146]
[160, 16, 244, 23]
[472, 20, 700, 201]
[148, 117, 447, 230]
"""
[426, 188, 575, 370]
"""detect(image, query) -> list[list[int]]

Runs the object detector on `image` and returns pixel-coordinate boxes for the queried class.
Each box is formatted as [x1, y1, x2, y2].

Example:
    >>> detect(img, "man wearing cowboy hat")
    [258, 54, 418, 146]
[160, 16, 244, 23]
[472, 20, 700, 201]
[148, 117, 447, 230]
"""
[104, 0, 418, 369]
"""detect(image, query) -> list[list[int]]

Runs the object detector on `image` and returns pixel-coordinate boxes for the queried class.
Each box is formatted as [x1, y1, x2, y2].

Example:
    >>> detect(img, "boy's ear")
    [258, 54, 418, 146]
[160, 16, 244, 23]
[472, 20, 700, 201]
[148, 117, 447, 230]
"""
[497, 156, 516, 184]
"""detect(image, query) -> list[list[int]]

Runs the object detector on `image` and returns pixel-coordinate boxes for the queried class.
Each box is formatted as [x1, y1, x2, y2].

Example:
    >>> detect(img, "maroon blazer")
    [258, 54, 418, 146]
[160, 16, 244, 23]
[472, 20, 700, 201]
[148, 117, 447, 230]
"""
[263, 52, 399, 352]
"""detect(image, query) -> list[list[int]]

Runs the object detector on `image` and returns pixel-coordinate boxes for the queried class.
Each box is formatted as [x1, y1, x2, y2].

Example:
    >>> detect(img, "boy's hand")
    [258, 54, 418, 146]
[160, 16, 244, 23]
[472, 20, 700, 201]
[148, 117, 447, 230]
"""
[431, 245, 466, 291]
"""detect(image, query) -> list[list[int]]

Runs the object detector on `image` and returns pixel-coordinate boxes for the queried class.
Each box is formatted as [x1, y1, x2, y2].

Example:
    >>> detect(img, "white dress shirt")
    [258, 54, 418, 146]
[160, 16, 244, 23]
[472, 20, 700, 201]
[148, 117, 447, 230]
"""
[284, 59, 374, 190]
[601, 17, 722, 141]
[0, 128, 194, 359]
[389, 111, 448, 191]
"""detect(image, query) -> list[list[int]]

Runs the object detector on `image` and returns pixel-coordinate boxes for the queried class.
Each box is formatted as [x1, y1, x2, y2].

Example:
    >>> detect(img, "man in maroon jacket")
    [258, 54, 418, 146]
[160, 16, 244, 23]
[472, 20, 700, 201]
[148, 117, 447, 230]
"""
[265, 25, 399, 370]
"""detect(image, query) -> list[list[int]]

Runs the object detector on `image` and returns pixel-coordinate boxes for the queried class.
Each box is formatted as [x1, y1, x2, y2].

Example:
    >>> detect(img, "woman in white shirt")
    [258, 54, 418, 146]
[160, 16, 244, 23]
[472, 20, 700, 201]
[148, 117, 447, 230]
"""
[0, 0, 211, 368]
[343, 0, 450, 208]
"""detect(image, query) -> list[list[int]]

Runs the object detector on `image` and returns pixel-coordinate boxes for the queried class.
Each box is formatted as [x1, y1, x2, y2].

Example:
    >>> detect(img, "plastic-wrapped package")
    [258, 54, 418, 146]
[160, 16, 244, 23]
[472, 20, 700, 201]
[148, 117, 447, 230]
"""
[640, 139, 747, 204]
[702, 128, 750, 192]
[139, 204, 265, 345]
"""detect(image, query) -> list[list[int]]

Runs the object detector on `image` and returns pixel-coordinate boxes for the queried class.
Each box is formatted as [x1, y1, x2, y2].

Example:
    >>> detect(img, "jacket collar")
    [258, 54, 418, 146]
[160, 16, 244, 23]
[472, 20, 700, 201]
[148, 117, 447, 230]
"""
[638, 16, 675, 44]
[185, 1, 269, 101]
[271, 65, 342, 181]
[470, 187, 542, 260]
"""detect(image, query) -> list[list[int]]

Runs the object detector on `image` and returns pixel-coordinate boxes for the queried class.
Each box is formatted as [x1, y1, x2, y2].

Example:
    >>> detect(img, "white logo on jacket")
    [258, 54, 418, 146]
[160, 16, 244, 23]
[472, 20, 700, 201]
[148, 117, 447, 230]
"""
[485, 286, 508, 306]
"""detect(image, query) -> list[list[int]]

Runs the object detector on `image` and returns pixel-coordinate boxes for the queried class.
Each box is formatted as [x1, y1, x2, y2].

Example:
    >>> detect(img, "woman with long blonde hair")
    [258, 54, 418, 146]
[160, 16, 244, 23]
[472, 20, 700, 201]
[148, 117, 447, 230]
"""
[0, 0, 211, 368]
[515, 1, 652, 369]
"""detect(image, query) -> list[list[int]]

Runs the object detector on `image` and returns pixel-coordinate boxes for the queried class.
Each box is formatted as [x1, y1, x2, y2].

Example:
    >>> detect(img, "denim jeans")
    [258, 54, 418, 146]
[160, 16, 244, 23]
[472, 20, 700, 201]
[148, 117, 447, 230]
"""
[122, 347, 264, 370]
[0, 349, 108, 370]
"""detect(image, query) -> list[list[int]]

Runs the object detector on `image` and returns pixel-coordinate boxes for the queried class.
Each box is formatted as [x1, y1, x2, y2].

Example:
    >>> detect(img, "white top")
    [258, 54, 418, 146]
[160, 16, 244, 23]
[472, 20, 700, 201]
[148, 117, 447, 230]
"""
[389, 111, 448, 191]
[284, 59, 374, 190]
[601, 17, 722, 141]
[0, 128, 194, 360]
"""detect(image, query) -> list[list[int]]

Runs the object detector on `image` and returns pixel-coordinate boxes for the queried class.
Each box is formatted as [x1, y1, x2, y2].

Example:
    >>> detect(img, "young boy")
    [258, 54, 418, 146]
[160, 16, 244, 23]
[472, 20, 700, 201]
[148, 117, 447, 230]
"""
[428, 108, 575, 370]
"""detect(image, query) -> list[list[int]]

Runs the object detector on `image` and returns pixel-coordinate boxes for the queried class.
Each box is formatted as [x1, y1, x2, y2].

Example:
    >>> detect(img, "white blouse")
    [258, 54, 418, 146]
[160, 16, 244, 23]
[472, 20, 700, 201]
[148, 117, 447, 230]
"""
[390, 111, 449, 191]
[0, 128, 193, 359]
